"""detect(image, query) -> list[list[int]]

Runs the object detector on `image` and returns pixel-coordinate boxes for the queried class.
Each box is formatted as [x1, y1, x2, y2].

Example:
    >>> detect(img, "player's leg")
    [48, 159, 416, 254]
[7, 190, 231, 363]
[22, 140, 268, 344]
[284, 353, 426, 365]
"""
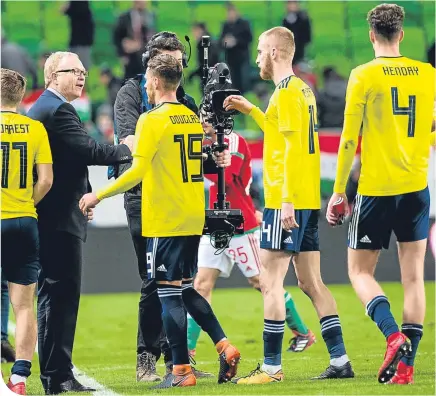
[238, 231, 314, 352]
[347, 194, 408, 383]
[1, 278, 16, 363]
[148, 237, 196, 389]
[125, 194, 163, 382]
[8, 282, 37, 392]
[188, 268, 220, 353]
[390, 187, 430, 384]
[1, 217, 40, 394]
[181, 237, 240, 384]
[234, 209, 290, 385]
[188, 236, 229, 355]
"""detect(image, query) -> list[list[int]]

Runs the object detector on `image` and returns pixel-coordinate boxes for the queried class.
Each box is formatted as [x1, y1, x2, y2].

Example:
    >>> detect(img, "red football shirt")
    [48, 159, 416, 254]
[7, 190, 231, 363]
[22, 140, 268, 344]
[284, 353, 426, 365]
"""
[206, 133, 259, 232]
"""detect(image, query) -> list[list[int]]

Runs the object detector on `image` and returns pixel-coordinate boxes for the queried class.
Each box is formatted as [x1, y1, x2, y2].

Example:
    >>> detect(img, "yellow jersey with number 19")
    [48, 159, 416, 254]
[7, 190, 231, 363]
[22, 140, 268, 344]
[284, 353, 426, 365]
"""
[134, 102, 205, 237]
[258, 76, 320, 210]
[344, 57, 435, 196]
[1, 111, 52, 220]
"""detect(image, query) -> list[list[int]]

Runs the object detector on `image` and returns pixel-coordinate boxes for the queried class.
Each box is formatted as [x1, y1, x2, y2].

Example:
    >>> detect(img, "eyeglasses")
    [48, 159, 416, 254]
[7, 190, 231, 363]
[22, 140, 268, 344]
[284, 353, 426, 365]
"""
[55, 69, 89, 77]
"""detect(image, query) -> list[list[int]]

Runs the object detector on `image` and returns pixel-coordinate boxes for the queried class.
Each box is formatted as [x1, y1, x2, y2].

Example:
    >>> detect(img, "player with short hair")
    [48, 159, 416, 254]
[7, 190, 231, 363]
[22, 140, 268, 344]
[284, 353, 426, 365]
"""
[80, 54, 240, 389]
[327, 3, 435, 385]
[187, 117, 316, 356]
[223, 27, 354, 383]
[1, 68, 53, 395]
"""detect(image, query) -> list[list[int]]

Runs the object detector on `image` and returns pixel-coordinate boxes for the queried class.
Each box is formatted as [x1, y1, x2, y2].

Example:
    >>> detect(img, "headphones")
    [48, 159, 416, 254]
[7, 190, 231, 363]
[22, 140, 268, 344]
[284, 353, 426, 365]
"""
[142, 31, 189, 69]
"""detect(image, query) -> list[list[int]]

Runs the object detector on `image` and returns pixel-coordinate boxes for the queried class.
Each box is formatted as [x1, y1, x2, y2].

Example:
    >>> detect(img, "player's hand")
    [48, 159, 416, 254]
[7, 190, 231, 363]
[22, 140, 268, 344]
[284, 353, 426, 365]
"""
[87, 208, 94, 222]
[281, 202, 299, 231]
[213, 149, 231, 168]
[255, 210, 263, 225]
[223, 95, 254, 115]
[326, 193, 349, 226]
[79, 193, 100, 216]
[120, 135, 136, 152]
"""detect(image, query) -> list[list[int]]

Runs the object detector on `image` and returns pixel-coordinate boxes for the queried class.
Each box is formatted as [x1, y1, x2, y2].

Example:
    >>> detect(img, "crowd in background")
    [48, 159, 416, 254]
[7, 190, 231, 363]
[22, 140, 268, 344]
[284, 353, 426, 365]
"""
[1, 0, 435, 146]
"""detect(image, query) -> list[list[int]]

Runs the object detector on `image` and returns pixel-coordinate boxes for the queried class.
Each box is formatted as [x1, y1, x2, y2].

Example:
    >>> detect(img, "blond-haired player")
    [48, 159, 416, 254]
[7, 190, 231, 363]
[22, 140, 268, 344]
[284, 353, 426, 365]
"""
[224, 27, 354, 383]
[1, 68, 53, 395]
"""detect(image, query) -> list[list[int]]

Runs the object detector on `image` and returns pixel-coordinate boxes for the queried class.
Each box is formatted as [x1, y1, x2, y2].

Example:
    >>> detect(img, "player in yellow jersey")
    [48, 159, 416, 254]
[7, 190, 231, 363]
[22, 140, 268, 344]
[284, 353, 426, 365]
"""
[79, 54, 240, 389]
[326, 4, 435, 385]
[223, 27, 354, 383]
[1, 69, 53, 395]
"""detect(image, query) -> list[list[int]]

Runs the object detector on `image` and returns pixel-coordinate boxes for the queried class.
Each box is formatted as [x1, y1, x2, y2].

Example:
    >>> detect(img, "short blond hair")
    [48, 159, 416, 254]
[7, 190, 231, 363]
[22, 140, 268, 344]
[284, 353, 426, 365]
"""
[44, 51, 78, 88]
[261, 27, 295, 61]
[1, 68, 26, 107]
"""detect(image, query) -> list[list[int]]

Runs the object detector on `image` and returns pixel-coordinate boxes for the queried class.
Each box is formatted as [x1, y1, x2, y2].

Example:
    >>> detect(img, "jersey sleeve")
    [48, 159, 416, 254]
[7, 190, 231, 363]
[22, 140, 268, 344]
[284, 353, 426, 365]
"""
[333, 67, 366, 193]
[133, 113, 162, 161]
[277, 87, 303, 133]
[35, 122, 53, 164]
[344, 67, 367, 116]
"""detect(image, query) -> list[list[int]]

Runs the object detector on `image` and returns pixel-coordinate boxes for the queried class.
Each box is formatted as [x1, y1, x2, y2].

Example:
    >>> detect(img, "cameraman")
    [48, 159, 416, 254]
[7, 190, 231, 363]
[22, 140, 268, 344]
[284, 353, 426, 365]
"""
[113, 31, 227, 382]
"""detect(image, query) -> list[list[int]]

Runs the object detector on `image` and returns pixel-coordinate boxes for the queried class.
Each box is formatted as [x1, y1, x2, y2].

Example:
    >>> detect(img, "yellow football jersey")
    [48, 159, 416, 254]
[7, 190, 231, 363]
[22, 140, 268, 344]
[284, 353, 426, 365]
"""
[261, 76, 320, 210]
[1, 111, 52, 219]
[134, 103, 205, 237]
[344, 57, 435, 196]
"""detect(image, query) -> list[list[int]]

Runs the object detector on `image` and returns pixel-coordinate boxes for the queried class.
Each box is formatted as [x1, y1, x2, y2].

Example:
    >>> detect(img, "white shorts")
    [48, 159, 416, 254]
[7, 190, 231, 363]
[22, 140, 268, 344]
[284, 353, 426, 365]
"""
[198, 230, 261, 278]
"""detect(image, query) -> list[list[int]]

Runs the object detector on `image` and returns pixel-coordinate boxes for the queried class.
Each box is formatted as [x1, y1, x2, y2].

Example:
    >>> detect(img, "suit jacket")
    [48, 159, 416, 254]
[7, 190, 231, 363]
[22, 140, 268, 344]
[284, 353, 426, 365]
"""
[27, 90, 132, 241]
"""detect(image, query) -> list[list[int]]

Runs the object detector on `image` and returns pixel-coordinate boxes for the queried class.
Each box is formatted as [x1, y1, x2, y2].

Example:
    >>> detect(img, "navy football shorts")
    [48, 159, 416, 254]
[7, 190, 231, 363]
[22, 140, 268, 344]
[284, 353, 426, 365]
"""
[1, 217, 40, 285]
[146, 236, 201, 282]
[348, 187, 430, 250]
[260, 208, 320, 253]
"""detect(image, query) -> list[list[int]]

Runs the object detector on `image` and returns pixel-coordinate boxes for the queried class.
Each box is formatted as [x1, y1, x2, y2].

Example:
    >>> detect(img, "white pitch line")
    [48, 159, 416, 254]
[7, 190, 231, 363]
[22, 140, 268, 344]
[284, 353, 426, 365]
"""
[8, 321, 120, 396]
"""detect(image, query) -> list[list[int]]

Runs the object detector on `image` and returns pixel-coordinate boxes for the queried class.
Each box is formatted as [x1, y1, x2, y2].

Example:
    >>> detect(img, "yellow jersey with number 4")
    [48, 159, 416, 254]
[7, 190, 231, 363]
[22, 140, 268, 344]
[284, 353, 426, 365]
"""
[1, 111, 52, 219]
[345, 56, 435, 196]
[262, 76, 320, 210]
[134, 102, 205, 237]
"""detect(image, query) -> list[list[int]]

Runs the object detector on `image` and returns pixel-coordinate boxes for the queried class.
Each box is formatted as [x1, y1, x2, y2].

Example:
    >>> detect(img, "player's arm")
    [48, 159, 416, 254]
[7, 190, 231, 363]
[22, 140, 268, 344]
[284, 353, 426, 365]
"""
[33, 124, 53, 205]
[223, 95, 265, 132]
[96, 115, 157, 200]
[333, 68, 366, 194]
[278, 88, 303, 205]
[52, 103, 132, 165]
[79, 115, 159, 212]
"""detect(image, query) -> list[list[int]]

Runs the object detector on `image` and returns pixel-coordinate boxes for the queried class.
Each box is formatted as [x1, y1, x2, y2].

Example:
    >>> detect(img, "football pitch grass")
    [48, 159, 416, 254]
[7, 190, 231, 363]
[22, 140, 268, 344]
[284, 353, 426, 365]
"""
[2, 282, 435, 395]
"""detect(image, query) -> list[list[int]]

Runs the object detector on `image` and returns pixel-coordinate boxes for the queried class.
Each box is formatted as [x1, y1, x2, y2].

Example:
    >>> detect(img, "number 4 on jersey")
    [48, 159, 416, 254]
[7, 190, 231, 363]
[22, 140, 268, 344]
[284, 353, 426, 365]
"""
[391, 87, 416, 138]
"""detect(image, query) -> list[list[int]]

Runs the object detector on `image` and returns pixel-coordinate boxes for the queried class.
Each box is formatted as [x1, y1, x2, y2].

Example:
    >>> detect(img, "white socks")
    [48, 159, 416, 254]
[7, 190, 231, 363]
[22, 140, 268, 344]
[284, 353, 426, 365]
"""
[331, 354, 350, 367]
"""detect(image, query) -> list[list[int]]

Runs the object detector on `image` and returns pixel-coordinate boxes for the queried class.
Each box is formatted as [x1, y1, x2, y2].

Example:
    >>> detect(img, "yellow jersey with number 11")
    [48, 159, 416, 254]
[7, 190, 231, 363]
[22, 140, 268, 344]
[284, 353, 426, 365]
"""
[1, 111, 52, 220]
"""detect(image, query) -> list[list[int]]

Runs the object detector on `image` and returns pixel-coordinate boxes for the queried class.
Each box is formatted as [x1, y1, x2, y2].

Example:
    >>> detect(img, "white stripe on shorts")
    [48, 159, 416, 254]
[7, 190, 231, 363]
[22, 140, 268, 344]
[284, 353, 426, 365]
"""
[349, 194, 362, 249]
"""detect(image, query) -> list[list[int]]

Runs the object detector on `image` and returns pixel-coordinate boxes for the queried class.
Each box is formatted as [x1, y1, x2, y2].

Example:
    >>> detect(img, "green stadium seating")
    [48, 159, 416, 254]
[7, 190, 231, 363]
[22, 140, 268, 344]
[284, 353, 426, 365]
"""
[2, 0, 433, 107]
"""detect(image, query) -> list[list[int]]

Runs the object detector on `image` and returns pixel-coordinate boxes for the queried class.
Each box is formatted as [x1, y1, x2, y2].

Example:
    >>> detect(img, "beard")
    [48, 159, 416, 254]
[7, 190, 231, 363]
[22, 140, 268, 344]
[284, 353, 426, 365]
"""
[146, 87, 155, 104]
[259, 54, 273, 81]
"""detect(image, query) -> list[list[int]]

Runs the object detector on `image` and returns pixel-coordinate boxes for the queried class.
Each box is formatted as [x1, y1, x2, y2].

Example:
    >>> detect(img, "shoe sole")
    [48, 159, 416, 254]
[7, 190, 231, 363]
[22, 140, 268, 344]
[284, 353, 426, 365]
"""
[378, 342, 412, 384]
[218, 353, 241, 384]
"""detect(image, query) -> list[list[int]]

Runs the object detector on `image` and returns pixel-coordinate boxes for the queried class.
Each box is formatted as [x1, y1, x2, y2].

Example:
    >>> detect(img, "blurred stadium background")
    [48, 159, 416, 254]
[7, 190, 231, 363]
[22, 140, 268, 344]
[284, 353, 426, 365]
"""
[1, 1, 435, 395]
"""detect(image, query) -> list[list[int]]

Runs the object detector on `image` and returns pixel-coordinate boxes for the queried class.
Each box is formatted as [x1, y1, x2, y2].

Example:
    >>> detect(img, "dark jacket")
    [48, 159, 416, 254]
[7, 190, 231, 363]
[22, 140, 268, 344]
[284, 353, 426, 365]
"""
[282, 10, 312, 64]
[113, 10, 152, 78]
[220, 18, 252, 64]
[317, 78, 347, 128]
[27, 90, 132, 241]
[113, 76, 218, 197]
[64, 0, 94, 47]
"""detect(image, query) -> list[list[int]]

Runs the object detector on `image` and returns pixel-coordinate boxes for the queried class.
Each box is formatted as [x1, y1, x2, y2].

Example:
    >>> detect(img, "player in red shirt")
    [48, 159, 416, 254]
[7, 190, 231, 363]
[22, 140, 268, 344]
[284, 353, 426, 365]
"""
[187, 118, 315, 358]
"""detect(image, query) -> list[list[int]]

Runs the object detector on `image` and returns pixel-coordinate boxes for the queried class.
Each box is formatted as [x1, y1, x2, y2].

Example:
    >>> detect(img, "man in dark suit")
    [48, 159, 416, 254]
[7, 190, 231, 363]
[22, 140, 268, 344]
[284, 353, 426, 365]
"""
[27, 51, 134, 395]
